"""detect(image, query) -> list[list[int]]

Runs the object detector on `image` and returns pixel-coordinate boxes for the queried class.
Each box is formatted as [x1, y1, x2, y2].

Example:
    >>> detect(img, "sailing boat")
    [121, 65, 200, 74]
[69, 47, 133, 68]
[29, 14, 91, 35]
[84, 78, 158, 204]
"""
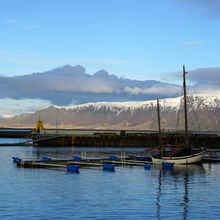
[152, 65, 205, 164]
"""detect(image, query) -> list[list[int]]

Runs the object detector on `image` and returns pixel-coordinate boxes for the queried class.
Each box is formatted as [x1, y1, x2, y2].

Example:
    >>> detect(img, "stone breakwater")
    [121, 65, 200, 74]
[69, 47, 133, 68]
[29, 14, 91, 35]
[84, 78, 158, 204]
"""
[33, 131, 220, 149]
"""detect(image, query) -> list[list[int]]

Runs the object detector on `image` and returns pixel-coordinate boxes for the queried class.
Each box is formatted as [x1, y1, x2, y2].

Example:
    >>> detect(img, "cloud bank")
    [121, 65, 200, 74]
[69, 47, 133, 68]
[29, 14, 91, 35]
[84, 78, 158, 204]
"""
[0, 64, 219, 118]
[187, 67, 220, 95]
[0, 65, 182, 106]
[188, 67, 220, 85]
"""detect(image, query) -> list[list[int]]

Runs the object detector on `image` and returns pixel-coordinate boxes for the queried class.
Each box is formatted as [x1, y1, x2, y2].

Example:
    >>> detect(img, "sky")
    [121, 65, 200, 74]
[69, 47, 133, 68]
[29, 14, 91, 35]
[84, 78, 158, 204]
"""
[0, 0, 220, 118]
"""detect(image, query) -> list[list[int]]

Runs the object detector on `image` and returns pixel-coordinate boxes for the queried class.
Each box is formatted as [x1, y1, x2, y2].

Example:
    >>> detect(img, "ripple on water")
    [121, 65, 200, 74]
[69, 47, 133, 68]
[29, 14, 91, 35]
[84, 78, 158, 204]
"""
[0, 146, 220, 219]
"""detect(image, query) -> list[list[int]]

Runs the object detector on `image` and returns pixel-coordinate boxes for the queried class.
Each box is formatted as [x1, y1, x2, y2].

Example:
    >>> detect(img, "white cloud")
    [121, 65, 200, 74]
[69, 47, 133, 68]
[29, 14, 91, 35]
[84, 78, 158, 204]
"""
[189, 85, 220, 96]
[5, 19, 39, 30]
[5, 19, 19, 23]
[181, 41, 204, 46]
[50, 77, 115, 93]
[124, 85, 181, 96]
[0, 98, 51, 118]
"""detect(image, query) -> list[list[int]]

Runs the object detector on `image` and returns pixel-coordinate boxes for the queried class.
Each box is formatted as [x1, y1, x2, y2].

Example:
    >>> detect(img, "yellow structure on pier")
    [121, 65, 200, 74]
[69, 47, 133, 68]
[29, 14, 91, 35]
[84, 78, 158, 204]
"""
[36, 118, 44, 133]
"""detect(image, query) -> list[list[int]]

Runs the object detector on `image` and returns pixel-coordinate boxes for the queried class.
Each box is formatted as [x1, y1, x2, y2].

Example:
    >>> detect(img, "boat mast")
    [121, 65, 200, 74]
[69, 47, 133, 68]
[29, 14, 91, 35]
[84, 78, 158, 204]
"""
[183, 65, 189, 145]
[157, 99, 162, 146]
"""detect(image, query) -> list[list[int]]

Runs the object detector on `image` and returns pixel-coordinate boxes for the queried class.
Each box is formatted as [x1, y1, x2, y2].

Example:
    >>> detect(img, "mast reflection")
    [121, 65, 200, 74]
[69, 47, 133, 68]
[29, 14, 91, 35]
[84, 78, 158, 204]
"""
[156, 169, 162, 220]
[182, 166, 189, 220]
[155, 164, 205, 220]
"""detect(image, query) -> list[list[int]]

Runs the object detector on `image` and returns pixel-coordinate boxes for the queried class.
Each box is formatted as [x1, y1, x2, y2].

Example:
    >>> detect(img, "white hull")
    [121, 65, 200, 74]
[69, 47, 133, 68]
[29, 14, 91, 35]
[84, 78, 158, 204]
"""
[152, 150, 206, 164]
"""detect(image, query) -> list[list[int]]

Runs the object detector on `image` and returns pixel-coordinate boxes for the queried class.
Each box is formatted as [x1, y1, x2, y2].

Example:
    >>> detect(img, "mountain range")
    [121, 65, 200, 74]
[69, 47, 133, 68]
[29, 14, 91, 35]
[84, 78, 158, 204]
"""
[0, 94, 219, 131]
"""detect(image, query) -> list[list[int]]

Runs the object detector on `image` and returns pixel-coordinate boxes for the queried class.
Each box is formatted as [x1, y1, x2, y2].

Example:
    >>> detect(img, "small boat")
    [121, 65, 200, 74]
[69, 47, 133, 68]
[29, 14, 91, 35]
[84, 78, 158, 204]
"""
[152, 66, 205, 164]
[152, 146, 205, 164]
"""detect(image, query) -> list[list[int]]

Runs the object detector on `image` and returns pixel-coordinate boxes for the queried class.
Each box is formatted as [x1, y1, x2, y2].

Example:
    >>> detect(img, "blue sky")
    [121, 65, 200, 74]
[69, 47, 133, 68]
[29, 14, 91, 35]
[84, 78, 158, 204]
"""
[0, 0, 220, 117]
[1, 0, 220, 78]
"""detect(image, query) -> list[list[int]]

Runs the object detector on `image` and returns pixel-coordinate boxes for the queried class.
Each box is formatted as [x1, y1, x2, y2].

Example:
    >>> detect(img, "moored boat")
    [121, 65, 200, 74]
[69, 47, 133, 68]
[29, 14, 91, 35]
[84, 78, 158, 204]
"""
[152, 148, 205, 164]
[152, 66, 206, 164]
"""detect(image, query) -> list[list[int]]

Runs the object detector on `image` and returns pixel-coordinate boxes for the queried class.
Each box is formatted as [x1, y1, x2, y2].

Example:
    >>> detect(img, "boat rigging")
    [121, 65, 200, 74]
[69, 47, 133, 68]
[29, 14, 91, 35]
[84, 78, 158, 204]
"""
[152, 65, 205, 164]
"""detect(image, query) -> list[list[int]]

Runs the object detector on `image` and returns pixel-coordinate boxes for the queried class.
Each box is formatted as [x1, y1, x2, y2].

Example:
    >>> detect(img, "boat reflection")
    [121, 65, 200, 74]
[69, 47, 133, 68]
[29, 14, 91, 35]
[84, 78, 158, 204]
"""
[155, 164, 205, 220]
[183, 168, 189, 220]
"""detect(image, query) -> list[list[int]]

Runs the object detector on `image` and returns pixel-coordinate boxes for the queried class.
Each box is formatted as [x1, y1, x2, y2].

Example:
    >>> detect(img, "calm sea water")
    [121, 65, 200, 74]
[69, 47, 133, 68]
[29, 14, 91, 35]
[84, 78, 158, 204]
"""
[0, 138, 27, 144]
[0, 144, 220, 220]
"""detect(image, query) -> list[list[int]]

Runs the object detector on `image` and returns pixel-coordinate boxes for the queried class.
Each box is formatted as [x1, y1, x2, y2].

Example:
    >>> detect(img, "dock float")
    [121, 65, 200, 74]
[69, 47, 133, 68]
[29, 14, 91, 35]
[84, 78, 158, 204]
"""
[15, 155, 152, 168]
[32, 163, 66, 168]
[13, 154, 220, 173]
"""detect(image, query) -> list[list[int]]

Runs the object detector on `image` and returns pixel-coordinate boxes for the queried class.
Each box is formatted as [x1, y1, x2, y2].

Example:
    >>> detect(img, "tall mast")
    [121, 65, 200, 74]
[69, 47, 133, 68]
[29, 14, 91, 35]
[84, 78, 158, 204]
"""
[157, 99, 162, 146]
[183, 65, 189, 145]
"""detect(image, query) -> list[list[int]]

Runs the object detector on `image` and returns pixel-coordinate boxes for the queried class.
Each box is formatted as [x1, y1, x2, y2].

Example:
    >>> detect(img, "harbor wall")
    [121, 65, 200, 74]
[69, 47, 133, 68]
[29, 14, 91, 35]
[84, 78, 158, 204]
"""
[1, 128, 219, 148]
[33, 131, 220, 149]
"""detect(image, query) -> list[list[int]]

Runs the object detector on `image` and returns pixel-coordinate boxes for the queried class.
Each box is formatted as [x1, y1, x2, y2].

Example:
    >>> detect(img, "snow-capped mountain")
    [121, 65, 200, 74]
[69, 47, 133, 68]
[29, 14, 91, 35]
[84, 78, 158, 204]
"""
[0, 94, 220, 131]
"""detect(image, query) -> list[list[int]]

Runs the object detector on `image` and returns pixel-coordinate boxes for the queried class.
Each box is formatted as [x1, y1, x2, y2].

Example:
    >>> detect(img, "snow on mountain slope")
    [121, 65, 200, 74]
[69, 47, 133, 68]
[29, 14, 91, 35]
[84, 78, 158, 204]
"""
[57, 94, 220, 112]
[0, 94, 219, 130]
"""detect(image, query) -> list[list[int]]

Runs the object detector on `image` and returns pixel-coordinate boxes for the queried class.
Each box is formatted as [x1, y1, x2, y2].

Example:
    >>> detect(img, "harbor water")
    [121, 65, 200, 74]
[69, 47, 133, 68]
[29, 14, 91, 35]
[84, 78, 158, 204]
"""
[0, 143, 220, 219]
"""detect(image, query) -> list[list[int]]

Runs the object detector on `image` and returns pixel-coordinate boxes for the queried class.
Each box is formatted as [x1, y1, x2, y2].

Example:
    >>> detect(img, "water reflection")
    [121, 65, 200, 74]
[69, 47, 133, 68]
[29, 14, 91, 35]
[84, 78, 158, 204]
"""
[156, 169, 162, 220]
[183, 168, 189, 220]
[155, 164, 205, 220]
[1, 145, 219, 220]
[25, 146, 208, 220]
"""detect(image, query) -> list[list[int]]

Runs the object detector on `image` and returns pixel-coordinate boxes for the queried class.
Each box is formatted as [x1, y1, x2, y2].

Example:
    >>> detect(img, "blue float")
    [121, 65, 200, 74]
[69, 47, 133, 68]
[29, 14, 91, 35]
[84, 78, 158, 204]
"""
[109, 155, 117, 160]
[144, 163, 151, 169]
[12, 157, 22, 163]
[103, 164, 115, 171]
[42, 156, 52, 161]
[66, 165, 80, 173]
[72, 156, 81, 160]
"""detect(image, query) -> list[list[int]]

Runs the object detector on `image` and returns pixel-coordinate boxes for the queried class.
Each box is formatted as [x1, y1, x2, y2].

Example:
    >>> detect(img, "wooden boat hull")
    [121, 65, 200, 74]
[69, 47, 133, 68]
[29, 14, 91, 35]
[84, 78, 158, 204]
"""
[152, 150, 206, 164]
